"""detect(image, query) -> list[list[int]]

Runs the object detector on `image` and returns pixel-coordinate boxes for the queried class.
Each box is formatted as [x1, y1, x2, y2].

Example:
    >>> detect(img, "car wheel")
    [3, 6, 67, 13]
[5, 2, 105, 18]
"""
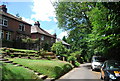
[104, 77, 109, 81]
[109, 79, 112, 81]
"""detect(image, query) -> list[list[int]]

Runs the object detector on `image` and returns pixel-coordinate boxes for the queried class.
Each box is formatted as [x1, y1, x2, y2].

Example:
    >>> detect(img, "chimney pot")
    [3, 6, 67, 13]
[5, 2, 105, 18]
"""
[34, 21, 40, 27]
[0, 5, 7, 13]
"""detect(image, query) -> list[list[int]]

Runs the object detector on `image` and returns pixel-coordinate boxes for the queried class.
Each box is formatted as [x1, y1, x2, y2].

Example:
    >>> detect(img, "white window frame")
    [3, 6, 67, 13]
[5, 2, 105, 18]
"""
[6, 32, 11, 40]
[3, 19, 8, 27]
[19, 24, 25, 31]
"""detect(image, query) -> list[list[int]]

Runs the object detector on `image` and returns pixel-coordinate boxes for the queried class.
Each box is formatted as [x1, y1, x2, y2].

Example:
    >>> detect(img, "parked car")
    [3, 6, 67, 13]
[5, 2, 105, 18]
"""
[91, 55, 105, 71]
[100, 60, 120, 81]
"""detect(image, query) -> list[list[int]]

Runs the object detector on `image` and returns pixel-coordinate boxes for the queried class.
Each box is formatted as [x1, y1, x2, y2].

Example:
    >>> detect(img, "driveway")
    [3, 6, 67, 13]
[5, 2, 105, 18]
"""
[57, 63, 101, 81]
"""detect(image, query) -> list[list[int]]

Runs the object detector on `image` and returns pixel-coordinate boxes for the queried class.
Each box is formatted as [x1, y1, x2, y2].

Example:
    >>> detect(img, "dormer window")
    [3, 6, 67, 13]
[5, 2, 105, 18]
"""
[19, 24, 25, 31]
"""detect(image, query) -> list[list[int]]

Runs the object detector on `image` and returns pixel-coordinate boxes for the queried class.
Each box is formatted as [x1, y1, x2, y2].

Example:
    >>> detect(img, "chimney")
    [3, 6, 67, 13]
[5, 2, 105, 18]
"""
[53, 33, 57, 38]
[0, 5, 7, 13]
[34, 21, 40, 27]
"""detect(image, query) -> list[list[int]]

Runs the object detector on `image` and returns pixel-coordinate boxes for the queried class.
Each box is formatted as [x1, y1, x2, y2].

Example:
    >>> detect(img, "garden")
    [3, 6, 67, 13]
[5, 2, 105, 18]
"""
[0, 45, 81, 80]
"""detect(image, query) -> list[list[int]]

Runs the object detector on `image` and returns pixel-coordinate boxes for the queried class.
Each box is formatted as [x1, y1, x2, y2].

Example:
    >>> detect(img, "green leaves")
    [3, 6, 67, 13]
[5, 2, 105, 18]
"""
[51, 42, 66, 55]
[55, 2, 120, 61]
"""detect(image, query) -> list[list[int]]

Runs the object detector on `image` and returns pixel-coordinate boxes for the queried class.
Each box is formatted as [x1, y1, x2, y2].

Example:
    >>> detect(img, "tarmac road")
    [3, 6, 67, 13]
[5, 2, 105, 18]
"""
[58, 63, 101, 81]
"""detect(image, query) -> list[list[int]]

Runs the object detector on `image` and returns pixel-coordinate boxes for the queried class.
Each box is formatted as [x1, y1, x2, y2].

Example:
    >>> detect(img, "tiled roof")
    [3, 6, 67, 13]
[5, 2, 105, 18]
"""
[0, 11, 32, 26]
[31, 26, 56, 38]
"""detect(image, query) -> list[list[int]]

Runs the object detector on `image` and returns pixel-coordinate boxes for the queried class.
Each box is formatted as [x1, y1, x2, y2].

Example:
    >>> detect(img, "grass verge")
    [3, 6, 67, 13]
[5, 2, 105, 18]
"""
[1, 62, 40, 80]
[10, 58, 73, 79]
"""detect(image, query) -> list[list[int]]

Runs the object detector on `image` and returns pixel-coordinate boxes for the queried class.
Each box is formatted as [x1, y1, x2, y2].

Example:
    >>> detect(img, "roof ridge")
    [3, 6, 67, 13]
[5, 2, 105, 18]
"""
[1, 11, 31, 26]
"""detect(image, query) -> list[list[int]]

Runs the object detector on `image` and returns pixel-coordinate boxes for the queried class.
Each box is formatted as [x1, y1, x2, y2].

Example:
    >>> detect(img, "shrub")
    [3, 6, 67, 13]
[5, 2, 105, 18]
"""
[74, 61, 80, 67]
[67, 56, 76, 62]
[5, 49, 10, 54]
[46, 56, 52, 60]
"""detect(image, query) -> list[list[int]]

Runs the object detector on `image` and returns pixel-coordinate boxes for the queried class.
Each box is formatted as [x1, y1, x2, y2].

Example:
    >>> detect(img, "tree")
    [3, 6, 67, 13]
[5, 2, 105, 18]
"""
[87, 2, 120, 60]
[55, 2, 120, 61]
[55, 2, 92, 61]
[51, 41, 66, 56]
[62, 36, 67, 42]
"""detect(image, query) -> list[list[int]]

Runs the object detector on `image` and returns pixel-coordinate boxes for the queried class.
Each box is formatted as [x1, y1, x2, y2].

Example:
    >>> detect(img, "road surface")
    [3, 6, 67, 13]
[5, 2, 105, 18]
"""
[58, 63, 101, 81]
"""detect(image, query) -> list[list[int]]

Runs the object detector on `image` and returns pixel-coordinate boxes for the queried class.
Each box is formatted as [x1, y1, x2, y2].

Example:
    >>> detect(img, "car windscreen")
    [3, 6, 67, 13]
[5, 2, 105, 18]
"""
[107, 61, 120, 70]
[93, 57, 105, 62]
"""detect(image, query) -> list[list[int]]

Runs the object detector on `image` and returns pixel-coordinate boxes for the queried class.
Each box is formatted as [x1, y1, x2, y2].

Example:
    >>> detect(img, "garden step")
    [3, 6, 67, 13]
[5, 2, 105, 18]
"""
[3, 61, 13, 63]
[46, 78, 55, 81]
[0, 56, 3, 58]
[35, 72, 41, 75]
[38, 75, 48, 80]
[0, 58, 8, 61]
[11, 63, 18, 65]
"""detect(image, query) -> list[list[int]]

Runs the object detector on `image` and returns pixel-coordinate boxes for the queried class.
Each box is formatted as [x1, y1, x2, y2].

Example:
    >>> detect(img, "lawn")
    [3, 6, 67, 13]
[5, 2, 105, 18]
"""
[10, 58, 73, 79]
[1, 62, 41, 81]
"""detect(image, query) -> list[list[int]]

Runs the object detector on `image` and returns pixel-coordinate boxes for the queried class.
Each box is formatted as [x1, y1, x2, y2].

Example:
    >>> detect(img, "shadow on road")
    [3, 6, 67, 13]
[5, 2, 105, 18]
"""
[82, 64, 91, 69]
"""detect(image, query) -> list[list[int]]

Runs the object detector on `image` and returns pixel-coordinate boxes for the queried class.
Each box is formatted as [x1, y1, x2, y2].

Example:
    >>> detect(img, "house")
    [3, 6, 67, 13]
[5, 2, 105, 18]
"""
[56, 38, 70, 49]
[31, 21, 56, 51]
[0, 5, 32, 48]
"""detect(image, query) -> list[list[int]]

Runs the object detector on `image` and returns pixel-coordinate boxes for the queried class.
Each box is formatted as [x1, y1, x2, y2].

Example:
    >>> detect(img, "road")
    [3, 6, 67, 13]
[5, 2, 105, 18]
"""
[58, 63, 101, 81]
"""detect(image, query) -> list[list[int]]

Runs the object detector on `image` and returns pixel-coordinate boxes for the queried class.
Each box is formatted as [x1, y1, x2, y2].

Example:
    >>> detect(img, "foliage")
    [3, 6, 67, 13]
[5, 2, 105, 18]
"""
[55, 2, 120, 61]
[67, 56, 76, 62]
[5, 49, 10, 54]
[74, 61, 80, 67]
[62, 36, 67, 42]
[10, 54, 15, 58]
[2, 63, 38, 80]
[51, 42, 67, 56]
[10, 58, 73, 78]
[43, 42, 49, 51]
[46, 56, 52, 60]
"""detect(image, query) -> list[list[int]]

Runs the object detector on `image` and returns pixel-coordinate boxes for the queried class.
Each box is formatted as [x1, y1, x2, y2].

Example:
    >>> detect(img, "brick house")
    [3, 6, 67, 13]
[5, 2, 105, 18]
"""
[0, 5, 32, 48]
[31, 21, 56, 51]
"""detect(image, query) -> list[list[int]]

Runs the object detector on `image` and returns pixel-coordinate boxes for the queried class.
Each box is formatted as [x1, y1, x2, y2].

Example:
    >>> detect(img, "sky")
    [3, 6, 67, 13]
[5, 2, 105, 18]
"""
[0, 0, 68, 39]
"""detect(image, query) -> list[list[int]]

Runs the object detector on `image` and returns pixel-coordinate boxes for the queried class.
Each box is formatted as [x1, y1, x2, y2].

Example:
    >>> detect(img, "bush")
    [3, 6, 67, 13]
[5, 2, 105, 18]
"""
[5, 49, 10, 54]
[74, 61, 80, 67]
[46, 56, 52, 60]
[67, 56, 76, 62]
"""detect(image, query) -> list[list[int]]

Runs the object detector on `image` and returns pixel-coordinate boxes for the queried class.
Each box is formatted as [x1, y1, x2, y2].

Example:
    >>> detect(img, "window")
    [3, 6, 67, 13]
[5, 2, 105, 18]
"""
[19, 24, 25, 31]
[2, 19, 8, 27]
[51, 38, 54, 42]
[0, 30, 4, 39]
[0, 18, 2, 26]
[6, 32, 11, 40]
[41, 35, 44, 40]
